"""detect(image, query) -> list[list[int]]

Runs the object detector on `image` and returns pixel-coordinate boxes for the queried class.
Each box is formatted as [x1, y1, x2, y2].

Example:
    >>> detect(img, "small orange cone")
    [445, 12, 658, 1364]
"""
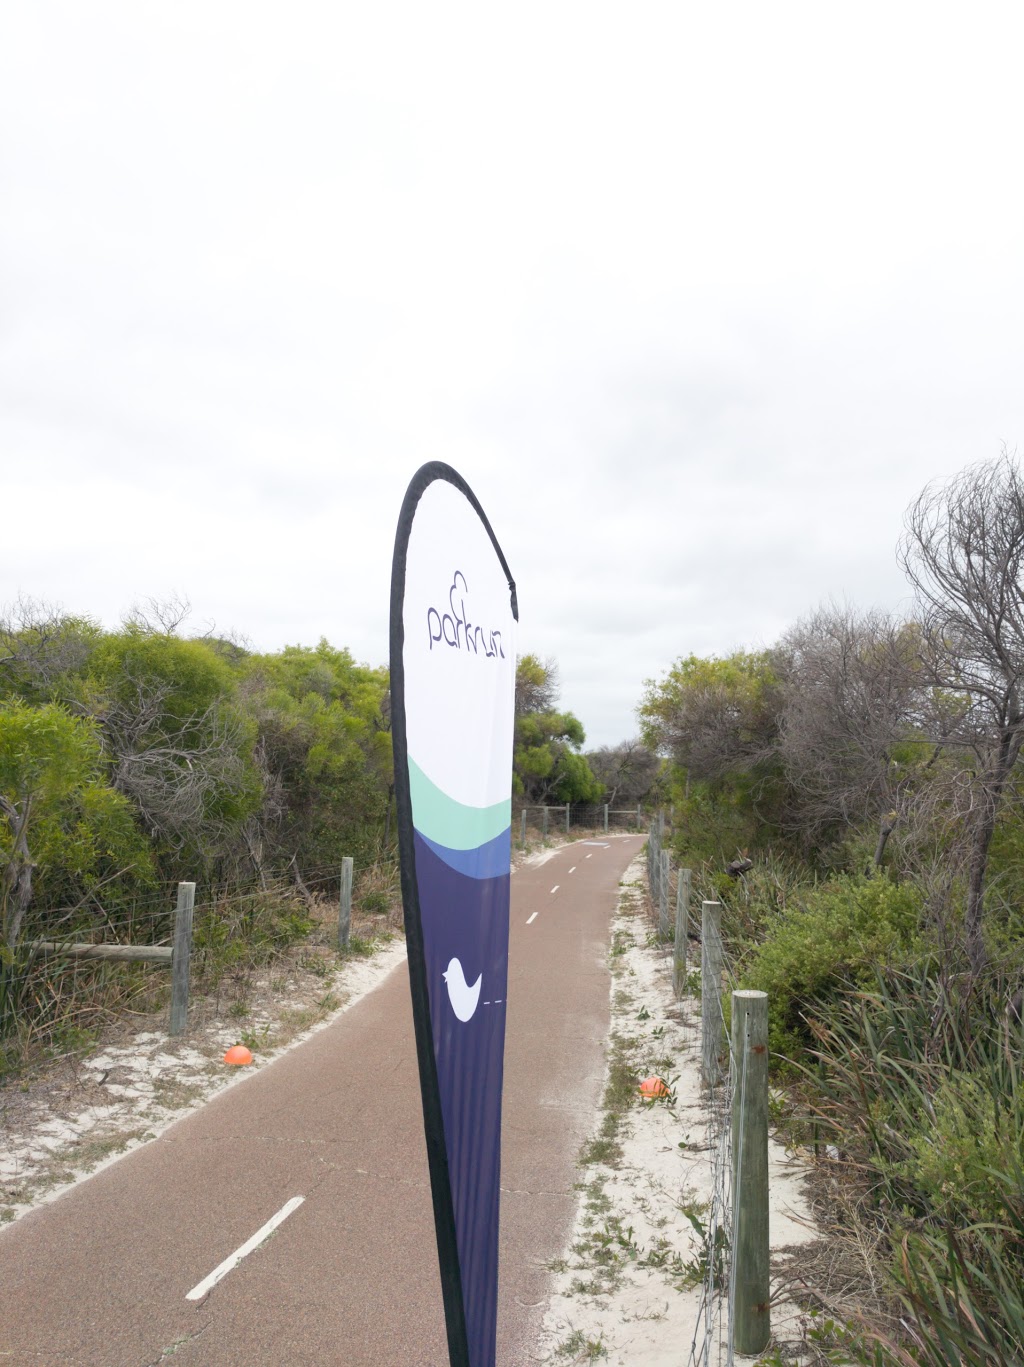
[223, 1045, 253, 1066]
[639, 1075, 669, 1101]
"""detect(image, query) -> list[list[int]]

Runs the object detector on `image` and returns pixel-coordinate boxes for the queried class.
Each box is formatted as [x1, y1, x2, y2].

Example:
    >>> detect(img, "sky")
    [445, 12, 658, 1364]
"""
[3, 4, 1024, 749]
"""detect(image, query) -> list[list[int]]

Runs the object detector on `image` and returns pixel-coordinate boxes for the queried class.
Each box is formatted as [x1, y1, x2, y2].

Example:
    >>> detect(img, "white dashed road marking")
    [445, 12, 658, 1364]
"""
[550, 886, 559, 894]
[526, 912, 538, 925]
[186, 1197, 305, 1302]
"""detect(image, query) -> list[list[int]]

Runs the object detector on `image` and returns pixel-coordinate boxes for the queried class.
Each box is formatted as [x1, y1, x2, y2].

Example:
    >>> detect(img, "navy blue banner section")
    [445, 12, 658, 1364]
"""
[390, 463, 517, 1367]
[415, 833, 509, 1359]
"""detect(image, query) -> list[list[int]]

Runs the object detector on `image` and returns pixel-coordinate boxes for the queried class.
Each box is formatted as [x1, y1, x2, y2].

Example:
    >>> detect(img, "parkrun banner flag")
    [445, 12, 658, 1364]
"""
[389, 463, 518, 1367]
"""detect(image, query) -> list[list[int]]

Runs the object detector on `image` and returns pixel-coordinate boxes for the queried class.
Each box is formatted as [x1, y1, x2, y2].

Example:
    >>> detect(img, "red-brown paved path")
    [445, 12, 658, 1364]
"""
[0, 835, 643, 1366]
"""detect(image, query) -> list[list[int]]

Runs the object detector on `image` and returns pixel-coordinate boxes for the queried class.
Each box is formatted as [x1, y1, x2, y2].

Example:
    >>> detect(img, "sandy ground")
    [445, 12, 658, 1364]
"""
[534, 854, 822, 1366]
[0, 935, 408, 1224]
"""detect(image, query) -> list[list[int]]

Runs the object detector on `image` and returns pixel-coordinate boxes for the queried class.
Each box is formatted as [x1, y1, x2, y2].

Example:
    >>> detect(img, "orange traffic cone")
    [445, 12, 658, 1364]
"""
[639, 1075, 669, 1101]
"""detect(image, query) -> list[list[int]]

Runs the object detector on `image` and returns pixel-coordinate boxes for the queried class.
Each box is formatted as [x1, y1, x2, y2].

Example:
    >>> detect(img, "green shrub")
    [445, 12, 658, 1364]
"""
[740, 874, 921, 1057]
[668, 778, 761, 868]
[692, 849, 809, 947]
[193, 886, 313, 984]
[902, 1071, 1023, 1229]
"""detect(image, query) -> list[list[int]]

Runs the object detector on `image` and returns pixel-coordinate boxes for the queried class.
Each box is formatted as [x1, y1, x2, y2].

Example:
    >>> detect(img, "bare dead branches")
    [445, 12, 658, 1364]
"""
[586, 737, 660, 806]
[0, 790, 34, 947]
[899, 451, 1024, 969]
[0, 596, 96, 695]
[776, 605, 923, 852]
[122, 593, 192, 636]
[94, 670, 248, 851]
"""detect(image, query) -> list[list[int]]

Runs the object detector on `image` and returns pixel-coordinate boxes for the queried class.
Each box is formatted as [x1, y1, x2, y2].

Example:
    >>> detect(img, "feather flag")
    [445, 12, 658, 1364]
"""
[390, 463, 517, 1367]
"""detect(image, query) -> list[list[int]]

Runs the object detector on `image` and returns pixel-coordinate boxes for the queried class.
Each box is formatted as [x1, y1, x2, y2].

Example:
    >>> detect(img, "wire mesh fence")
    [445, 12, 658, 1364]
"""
[690, 898, 736, 1367]
[516, 802, 646, 843]
[645, 813, 771, 1365]
[0, 851, 403, 1074]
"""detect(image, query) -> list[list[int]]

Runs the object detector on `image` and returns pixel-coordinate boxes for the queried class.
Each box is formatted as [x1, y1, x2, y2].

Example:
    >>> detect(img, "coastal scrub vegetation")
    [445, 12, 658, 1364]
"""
[0, 606, 658, 1068]
[640, 452, 1024, 1363]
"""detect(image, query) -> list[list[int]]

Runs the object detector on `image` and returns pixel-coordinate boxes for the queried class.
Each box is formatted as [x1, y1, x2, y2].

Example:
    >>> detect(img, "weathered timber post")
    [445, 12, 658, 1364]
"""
[603, 804, 609, 833]
[731, 990, 770, 1356]
[648, 821, 659, 900]
[31, 942, 172, 963]
[338, 857, 353, 951]
[701, 900, 724, 1086]
[542, 805, 549, 838]
[636, 802, 642, 828]
[521, 809, 527, 848]
[565, 804, 570, 835]
[673, 868, 691, 997]
[169, 881, 196, 1036]
[659, 850, 671, 941]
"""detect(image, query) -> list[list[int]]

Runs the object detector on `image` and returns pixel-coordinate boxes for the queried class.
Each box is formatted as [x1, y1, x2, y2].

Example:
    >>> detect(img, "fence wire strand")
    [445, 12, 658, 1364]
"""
[648, 817, 747, 1367]
[690, 904, 738, 1367]
[1, 851, 402, 1052]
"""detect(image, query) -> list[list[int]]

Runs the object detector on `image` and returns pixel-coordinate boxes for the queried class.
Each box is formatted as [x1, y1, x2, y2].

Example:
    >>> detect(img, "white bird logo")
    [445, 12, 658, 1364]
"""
[443, 957, 482, 1022]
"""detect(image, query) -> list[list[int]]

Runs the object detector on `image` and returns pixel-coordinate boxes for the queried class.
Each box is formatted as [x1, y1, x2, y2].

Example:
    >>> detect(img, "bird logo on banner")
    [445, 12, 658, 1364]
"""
[443, 958, 482, 1022]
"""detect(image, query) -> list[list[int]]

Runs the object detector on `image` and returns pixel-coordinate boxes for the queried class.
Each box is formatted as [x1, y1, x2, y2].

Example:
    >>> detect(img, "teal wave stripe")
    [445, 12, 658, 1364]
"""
[408, 755, 511, 851]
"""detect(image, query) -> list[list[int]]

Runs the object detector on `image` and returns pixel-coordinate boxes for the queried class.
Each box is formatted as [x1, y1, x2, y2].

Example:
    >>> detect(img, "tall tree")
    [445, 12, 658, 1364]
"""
[513, 655, 601, 804]
[899, 452, 1024, 970]
[638, 651, 781, 781]
[586, 738, 661, 807]
[775, 606, 925, 863]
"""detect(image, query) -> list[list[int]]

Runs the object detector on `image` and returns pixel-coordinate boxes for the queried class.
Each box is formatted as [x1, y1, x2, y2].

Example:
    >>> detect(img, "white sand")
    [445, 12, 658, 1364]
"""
[534, 854, 819, 1366]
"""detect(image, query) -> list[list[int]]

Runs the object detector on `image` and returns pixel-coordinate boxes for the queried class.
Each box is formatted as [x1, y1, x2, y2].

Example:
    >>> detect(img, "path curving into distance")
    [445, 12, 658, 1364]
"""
[0, 834, 644, 1366]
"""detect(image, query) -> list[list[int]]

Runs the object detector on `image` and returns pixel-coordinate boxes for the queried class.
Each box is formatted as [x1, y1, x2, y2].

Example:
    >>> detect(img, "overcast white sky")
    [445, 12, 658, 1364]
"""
[3, 4, 1024, 747]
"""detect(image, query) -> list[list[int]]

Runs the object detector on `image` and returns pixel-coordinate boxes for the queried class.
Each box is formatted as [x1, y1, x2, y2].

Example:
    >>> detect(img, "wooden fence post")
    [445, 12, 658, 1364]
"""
[731, 990, 770, 1356]
[521, 809, 527, 848]
[648, 821, 659, 904]
[603, 804, 609, 833]
[542, 806, 549, 838]
[565, 803, 570, 834]
[659, 850, 671, 940]
[673, 868, 691, 997]
[169, 881, 195, 1036]
[701, 900, 724, 1086]
[339, 857, 353, 951]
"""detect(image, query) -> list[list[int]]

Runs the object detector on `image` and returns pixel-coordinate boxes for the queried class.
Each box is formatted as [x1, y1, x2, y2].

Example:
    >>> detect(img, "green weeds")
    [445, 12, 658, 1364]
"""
[555, 1328, 607, 1361]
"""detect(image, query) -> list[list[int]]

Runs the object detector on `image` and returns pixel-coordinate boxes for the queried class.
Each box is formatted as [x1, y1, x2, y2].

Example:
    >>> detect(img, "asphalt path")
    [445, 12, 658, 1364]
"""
[0, 834, 643, 1366]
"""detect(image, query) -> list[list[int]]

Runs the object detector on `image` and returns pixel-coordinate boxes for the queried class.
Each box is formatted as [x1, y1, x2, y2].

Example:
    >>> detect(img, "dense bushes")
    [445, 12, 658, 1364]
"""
[0, 617, 394, 950]
[739, 874, 922, 1056]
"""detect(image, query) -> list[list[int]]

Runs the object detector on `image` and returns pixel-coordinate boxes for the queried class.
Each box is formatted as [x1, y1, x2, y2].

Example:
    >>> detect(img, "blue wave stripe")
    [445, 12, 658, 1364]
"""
[408, 756, 511, 851]
[416, 826, 511, 880]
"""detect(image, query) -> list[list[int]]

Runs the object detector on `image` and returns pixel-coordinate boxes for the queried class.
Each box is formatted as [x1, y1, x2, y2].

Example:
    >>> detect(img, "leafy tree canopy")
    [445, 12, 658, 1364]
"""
[638, 651, 781, 781]
[513, 655, 601, 804]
